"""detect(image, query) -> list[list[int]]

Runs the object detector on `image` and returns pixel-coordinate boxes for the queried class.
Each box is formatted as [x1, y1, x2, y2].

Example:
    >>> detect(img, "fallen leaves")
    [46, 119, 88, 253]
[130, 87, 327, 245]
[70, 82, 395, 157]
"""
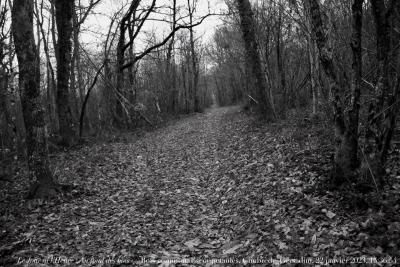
[0, 106, 399, 266]
[222, 243, 242, 255]
[184, 238, 201, 250]
[322, 209, 336, 219]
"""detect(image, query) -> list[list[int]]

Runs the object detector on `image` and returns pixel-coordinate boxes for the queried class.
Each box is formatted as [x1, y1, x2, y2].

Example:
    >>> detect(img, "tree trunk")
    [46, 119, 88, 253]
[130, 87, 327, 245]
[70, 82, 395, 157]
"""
[79, 63, 104, 137]
[70, 4, 82, 120]
[115, 20, 126, 124]
[303, 0, 321, 115]
[0, 69, 14, 148]
[35, 0, 58, 133]
[55, 0, 77, 146]
[309, 39, 320, 115]
[276, 4, 287, 117]
[12, 0, 57, 198]
[167, 0, 177, 114]
[345, 0, 363, 174]
[114, 0, 142, 126]
[364, 0, 399, 184]
[236, 0, 276, 121]
[331, 0, 364, 185]
[0, 18, 13, 148]
[306, 0, 363, 184]
[187, 0, 200, 113]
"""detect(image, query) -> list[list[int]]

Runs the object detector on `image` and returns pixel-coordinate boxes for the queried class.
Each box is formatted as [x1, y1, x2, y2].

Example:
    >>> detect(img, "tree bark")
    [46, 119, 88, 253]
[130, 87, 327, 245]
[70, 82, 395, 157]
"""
[345, 0, 363, 174]
[276, 3, 287, 117]
[0, 3, 13, 148]
[12, 0, 57, 198]
[303, 0, 321, 115]
[167, 0, 177, 113]
[115, 18, 127, 123]
[55, 0, 77, 146]
[306, 0, 363, 184]
[35, 0, 58, 133]
[0, 69, 14, 149]
[79, 63, 104, 137]
[364, 0, 399, 184]
[115, 0, 141, 126]
[70, 3, 81, 120]
[236, 0, 276, 121]
[187, 0, 200, 112]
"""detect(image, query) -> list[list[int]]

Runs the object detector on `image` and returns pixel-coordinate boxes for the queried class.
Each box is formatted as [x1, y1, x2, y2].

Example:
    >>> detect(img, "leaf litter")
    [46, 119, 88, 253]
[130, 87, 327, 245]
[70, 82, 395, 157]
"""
[1, 106, 400, 266]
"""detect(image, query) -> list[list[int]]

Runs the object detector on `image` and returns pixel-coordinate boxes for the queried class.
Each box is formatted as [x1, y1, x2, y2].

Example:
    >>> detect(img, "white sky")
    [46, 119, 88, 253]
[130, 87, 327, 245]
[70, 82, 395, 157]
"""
[81, 0, 227, 50]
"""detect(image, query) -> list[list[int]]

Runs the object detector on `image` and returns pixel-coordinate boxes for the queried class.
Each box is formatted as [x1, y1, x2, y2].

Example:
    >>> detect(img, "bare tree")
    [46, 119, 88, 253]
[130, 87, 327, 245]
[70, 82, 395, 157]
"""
[305, 0, 364, 184]
[364, 0, 400, 184]
[302, 0, 321, 115]
[167, 0, 178, 113]
[115, 0, 148, 125]
[34, 0, 57, 132]
[71, 0, 102, 118]
[55, 0, 77, 146]
[236, 0, 277, 121]
[187, 0, 200, 112]
[12, 0, 57, 198]
[0, 0, 15, 164]
[275, 1, 287, 116]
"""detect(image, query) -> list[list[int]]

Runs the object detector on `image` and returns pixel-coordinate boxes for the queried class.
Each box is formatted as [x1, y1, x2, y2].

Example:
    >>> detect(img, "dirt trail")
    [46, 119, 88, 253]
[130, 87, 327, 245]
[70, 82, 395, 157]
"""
[3, 105, 394, 266]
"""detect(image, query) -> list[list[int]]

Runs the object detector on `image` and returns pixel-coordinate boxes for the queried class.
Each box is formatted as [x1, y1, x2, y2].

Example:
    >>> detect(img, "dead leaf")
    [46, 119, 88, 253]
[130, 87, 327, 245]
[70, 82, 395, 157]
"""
[184, 238, 201, 249]
[223, 244, 242, 254]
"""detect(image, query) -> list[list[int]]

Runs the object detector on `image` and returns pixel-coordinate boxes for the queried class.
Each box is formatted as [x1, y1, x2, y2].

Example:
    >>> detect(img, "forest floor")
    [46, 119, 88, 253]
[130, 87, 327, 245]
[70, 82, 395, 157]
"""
[1, 106, 400, 266]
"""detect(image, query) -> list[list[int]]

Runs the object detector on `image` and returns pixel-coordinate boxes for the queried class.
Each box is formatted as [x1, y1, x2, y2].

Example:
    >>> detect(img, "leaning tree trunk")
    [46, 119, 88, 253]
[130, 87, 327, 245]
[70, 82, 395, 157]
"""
[306, 0, 363, 185]
[55, 0, 77, 146]
[236, 0, 276, 121]
[12, 0, 58, 198]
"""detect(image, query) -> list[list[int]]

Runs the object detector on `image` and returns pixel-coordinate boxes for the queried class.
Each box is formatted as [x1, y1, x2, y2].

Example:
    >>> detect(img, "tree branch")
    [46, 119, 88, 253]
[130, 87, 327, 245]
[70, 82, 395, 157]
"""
[122, 13, 214, 70]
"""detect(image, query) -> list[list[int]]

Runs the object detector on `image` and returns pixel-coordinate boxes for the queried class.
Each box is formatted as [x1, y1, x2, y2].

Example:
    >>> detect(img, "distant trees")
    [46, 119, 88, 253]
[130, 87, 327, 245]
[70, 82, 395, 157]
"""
[110, 0, 213, 126]
[1, 0, 216, 198]
[4, 0, 399, 197]
[211, 0, 311, 116]
[207, 25, 245, 106]
[209, 0, 399, 188]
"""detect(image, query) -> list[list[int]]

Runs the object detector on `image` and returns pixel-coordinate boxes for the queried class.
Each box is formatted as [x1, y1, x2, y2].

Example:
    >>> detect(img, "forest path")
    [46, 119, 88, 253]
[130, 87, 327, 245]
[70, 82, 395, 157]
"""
[56, 105, 309, 263]
[60, 105, 298, 264]
[66, 105, 289, 263]
[3, 105, 385, 266]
